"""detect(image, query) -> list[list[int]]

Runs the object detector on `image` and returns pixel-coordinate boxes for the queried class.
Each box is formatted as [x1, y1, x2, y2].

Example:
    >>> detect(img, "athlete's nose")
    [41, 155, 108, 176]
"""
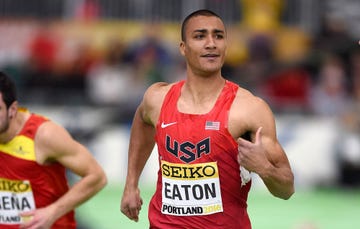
[205, 35, 216, 49]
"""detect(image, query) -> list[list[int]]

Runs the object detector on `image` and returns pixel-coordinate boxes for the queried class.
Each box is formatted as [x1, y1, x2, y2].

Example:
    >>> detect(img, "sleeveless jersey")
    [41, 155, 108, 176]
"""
[149, 80, 252, 229]
[0, 112, 76, 228]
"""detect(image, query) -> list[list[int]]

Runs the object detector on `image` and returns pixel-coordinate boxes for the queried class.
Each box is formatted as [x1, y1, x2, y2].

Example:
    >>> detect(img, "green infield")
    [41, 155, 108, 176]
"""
[77, 184, 360, 229]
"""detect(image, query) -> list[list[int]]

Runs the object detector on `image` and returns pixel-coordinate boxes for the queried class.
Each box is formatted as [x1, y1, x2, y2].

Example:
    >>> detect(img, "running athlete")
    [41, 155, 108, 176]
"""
[0, 72, 107, 229]
[120, 9, 294, 228]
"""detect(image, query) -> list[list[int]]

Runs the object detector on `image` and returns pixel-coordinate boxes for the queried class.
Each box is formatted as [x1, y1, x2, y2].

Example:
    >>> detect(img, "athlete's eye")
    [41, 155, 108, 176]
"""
[194, 34, 205, 39]
[215, 34, 224, 39]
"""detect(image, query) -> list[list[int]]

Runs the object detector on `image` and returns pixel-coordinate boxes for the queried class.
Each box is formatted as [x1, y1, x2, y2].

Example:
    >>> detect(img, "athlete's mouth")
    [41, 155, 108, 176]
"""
[201, 54, 220, 58]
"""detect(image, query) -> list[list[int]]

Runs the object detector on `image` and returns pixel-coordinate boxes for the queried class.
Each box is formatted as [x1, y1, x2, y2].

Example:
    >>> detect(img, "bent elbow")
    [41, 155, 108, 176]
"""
[91, 170, 108, 193]
[98, 172, 108, 190]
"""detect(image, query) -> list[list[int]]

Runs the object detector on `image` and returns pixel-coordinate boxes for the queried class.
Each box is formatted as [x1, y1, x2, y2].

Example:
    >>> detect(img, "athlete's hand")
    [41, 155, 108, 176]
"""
[237, 127, 271, 174]
[19, 208, 55, 229]
[120, 186, 143, 222]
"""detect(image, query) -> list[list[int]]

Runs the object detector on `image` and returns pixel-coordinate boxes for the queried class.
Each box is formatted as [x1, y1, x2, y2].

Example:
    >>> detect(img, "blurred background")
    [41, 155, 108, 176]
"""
[1, 0, 360, 228]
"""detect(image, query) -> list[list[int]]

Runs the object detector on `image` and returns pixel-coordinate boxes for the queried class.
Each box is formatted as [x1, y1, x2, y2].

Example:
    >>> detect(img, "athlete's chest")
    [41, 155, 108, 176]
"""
[157, 112, 235, 164]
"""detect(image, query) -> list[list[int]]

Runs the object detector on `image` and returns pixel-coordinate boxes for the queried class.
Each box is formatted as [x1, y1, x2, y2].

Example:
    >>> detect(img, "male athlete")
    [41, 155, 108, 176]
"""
[121, 9, 294, 228]
[0, 72, 107, 228]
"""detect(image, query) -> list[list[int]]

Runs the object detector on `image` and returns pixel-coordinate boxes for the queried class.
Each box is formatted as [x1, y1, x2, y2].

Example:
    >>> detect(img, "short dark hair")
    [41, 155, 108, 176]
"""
[0, 71, 17, 108]
[181, 9, 222, 42]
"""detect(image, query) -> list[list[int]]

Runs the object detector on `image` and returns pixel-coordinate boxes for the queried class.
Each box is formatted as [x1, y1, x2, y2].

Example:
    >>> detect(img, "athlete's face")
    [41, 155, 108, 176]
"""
[0, 94, 10, 134]
[180, 15, 227, 77]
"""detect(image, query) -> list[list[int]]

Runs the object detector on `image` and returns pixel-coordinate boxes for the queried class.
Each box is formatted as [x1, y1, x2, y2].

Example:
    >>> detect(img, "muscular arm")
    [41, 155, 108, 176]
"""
[21, 121, 107, 228]
[124, 104, 156, 190]
[246, 126, 295, 200]
[121, 82, 169, 221]
[232, 92, 294, 200]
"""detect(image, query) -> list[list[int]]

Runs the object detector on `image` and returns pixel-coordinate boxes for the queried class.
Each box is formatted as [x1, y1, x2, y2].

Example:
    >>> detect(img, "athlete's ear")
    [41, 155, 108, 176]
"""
[8, 101, 18, 119]
[179, 41, 185, 56]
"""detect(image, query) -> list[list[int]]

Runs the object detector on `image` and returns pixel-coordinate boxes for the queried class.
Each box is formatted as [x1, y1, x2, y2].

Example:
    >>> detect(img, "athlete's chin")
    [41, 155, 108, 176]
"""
[201, 67, 222, 76]
[204, 62, 223, 71]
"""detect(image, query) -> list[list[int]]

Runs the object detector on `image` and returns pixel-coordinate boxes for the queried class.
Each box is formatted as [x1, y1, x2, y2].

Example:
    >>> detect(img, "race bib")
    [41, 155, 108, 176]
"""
[161, 161, 223, 216]
[0, 178, 36, 224]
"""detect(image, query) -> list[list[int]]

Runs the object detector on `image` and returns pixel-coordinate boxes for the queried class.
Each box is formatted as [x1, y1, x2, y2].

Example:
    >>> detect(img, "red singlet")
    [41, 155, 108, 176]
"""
[149, 80, 252, 229]
[0, 112, 76, 228]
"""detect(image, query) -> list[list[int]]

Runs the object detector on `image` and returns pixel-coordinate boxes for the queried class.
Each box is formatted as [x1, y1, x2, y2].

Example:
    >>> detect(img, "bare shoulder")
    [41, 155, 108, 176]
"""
[229, 87, 275, 138]
[36, 121, 69, 144]
[141, 82, 176, 125]
[234, 87, 272, 112]
[35, 120, 77, 163]
[143, 82, 173, 105]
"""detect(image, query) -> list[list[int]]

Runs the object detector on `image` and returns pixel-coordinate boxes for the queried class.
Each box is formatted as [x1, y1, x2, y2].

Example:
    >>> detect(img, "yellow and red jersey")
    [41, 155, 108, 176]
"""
[0, 111, 76, 228]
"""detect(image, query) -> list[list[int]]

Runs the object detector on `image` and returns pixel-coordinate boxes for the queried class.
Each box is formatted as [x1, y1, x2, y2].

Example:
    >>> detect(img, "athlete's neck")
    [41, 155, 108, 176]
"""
[178, 76, 226, 114]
